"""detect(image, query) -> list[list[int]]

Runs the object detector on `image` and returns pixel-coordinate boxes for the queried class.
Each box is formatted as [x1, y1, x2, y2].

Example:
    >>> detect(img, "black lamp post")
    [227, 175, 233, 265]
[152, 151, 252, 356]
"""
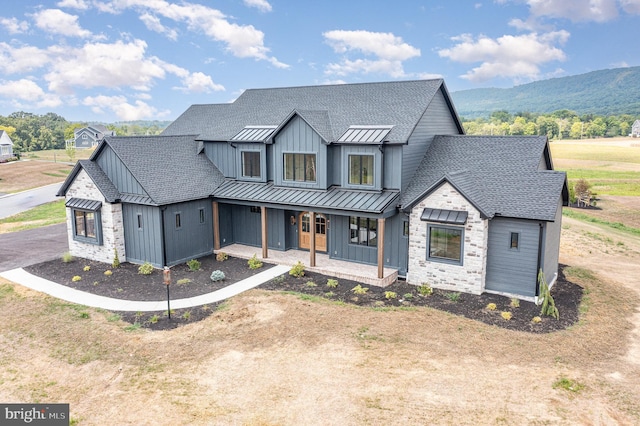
[163, 266, 171, 319]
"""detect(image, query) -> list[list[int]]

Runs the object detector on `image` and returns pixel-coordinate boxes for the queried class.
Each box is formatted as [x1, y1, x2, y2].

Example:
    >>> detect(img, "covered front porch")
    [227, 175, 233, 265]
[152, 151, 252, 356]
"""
[215, 243, 398, 287]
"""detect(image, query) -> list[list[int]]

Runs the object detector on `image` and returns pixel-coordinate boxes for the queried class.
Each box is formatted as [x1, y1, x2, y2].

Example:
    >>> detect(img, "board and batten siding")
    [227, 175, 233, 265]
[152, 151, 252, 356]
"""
[218, 203, 234, 247]
[97, 144, 146, 195]
[341, 145, 382, 190]
[235, 143, 267, 182]
[163, 200, 214, 266]
[383, 145, 402, 190]
[273, 116, 327, 189]
[401, 88, 462, 191]
[204, 141, 236, 178]
[542, 196, 563, 286]
[485, 217, 540, 297]
[383, 213, 409, 276]
[122, 203, 163, 267]
[329, 214, 379, 266]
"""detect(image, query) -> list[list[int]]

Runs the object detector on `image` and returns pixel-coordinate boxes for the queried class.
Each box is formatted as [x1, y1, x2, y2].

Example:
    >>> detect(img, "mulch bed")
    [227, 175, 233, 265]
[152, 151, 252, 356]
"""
[24, 254, 582, 333]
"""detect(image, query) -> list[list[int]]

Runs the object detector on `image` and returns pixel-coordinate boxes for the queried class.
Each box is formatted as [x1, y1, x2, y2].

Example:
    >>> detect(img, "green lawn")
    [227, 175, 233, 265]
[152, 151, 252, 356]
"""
[564, 169, 640, 196]
[0, 200, 66, 233]
[550, 143, 640, 164]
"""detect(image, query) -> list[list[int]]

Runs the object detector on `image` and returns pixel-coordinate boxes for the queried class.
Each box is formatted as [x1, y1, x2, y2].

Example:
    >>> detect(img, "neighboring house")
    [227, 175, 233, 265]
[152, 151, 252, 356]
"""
[73, 125, 115, 149]
[57, 79, 568, 300]
[632, 120, 640, 137]
[0, 130, 14, 160]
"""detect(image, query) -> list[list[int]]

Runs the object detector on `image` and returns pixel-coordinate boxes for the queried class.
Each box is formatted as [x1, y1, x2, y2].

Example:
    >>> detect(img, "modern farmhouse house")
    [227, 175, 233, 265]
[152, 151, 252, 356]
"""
[57, 79, 568, 299]
[72, 125, 116, 149]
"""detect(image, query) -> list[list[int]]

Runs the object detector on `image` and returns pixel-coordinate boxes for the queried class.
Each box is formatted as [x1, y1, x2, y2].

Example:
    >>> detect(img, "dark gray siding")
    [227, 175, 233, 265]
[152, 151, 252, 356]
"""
[542, 196, 563, 285]
[218, 203, 234, 247]
[267, 208, 286, 251]
[329, 214, 378, 265]
[122, 203, 163, 267]
[341, 145, 382, 190]
[285, 210, 300, 249]
[273, 116, 327, 189]
[204, 141, 236, 177]
[383, 145, 402, 190]
[235, 143, 267, 182]
[383, 213, 409, 276]
[163, 199, 214, 266]
[75, 133, 94, 148]
[97, 144, 146, 195]
[401, 88, 461, 190]
[231, 205, 262, 247]
[486, 218, 540, 297]
[267, 145, 274, 182]
[328, 145, 340, 187]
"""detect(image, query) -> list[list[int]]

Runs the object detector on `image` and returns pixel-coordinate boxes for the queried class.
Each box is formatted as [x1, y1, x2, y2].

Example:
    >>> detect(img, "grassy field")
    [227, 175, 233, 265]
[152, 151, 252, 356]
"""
[0, 200, 66, 234]
[0, 161, 73, 193]
[21, 147, 94, 162]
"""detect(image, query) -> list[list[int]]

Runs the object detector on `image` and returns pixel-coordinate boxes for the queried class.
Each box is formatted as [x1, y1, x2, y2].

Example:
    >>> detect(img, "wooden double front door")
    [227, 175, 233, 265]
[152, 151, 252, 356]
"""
[298, 212, 327, 252]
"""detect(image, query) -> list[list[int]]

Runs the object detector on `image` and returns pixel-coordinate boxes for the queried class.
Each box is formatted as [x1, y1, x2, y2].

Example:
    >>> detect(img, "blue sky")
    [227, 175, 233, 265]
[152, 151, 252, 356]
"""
[1, 0, 639, 122]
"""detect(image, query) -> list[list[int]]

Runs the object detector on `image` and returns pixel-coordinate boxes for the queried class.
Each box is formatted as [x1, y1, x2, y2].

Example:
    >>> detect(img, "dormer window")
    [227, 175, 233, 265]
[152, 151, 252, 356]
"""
[348, 154, 374, 186]
[241, 151, 261, 178]
[284, 153, 316, 182]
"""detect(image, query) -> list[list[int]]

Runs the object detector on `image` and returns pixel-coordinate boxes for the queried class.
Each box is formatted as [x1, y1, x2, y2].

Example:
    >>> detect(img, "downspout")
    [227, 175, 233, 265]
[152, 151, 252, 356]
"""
[160, 207, 167, 267]
[535, 222, 544, 302]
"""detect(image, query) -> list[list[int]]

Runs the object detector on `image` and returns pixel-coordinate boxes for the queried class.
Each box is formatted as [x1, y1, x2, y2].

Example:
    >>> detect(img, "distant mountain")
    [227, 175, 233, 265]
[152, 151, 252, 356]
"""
[450, 67, 640, 118]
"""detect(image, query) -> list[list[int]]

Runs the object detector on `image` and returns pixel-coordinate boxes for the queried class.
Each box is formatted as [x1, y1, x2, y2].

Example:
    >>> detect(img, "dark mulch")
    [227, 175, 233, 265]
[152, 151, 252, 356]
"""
[24, 255, 582, 333]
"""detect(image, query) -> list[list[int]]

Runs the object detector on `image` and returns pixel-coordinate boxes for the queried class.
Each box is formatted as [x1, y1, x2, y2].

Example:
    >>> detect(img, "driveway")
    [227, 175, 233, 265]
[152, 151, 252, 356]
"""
[0, 183, 62, 219]
[0, 223, 67, 272]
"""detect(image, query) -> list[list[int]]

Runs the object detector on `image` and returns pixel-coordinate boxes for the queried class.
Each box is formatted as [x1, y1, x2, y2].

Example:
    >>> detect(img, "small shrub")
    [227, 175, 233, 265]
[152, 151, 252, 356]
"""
[326, 279, 339, 288]
[501, 311, 513, 321]
[248, 254, 263, 270]
[83, 265, 91, 272]
[538, 270, 559, 320]
[531, 316, 542, 324]
[182, 311, 192, 321]
[417, 284, 433, 296]
[289, 261, 305, 278]
[103, 270, 113, 276]
[403, 293, 413, 300]
[351, 284, 369, 295]
[510, 298, 520, 308]
[486, 303, 497, 311]
[384, 291, 397, 300]
[149, 315, 159, 324]
[72, 275, 82, 282]
[305, 281, 317, 287]
[79, 311, 90, 319]
[271, 274, 286, 284]
[210, 270, 226, 282]
[445, 292, 461, 302]
[177, 278, 192, 285]
[216, 252, 228, 261]
[112, 248, 120, 268]
[553, 377, 585, 393]
[138, 262, 154, 275]
[324, 291, 335, 298]
[62, 252, 73, 263]
[186, 259, 201, 271]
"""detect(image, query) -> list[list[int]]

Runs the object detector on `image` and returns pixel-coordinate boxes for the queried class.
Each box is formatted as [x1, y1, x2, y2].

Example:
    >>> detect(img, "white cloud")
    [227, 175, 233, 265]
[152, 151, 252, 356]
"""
[177, 71, 224, 93]
[32, 9, 92, 38]
[619, 0, 640, 13]
[0, 43, 50, 74]
[83, 95, 170, 120]
[57, 0, 89, 10]
[0, 79, 62, 108]
[0, 17, 29, 34]
[323, 30, 421, 78]
[527, 0, 619, 22]
[139, 13, 179, 40]
[96, 0, 288, 68]
[244, 0, 273, 12]
[438, 31, 569, 83]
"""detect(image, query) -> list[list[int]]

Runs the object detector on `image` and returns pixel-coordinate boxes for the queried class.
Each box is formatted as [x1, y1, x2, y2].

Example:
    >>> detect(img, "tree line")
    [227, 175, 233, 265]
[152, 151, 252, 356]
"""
[0, 111, 169, 154]
[461, 110, 638, 139]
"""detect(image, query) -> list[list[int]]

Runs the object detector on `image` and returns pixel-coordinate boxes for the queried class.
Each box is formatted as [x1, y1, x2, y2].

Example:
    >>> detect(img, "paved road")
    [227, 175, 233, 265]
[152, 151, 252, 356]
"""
[0, 223, 67, 272]
[0, 183, 62, 219]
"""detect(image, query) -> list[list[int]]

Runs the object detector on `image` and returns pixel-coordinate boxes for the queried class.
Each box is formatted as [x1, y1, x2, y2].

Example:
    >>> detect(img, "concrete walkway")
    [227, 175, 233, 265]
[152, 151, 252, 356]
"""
[0, 264, 290, 312]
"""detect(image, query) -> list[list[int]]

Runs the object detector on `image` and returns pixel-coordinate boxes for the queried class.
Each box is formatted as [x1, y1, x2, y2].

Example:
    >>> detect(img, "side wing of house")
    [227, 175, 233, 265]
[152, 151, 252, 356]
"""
[0, 131, 13, 159]
[74, 128, 99, 149]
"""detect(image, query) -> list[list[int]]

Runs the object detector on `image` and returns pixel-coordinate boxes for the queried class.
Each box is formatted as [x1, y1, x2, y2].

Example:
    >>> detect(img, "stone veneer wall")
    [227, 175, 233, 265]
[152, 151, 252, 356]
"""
[407, 182, 488, 295]
[65, 169, 126, 264]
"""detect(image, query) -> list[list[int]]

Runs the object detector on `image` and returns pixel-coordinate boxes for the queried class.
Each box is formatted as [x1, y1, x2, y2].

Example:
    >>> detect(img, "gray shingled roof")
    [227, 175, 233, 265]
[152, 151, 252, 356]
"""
[162, 79, 459, 143]
[99, 135, 224, 205]
[215, 181, 399, 215]
[57, 160, 120, 202]
[401, 135, 567, 221]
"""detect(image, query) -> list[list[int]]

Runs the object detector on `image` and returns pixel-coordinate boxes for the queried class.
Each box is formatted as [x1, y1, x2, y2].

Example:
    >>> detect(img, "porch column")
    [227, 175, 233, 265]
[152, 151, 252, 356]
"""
[309, 211, 316, 267]
[212, 201, 220, 251]
[261, 206, 268, 259]
[377, 217, 386, 279]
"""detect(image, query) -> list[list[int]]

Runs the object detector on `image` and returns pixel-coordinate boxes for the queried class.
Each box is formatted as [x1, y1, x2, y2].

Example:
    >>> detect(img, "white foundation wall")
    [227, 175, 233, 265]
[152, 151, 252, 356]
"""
[65, 169, 126, 264]
[407, 182, 488, 295]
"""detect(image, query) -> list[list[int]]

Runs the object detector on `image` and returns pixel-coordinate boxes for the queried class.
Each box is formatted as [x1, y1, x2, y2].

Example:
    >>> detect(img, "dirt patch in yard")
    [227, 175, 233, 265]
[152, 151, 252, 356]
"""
[0, 160, 73, 193]
[26, 254, 581, 333]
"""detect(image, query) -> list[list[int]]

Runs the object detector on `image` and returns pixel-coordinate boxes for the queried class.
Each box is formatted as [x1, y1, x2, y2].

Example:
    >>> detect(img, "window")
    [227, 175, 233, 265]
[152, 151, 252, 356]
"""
[175, 213, 182, 229]
[284, 153, 316, 182]
[72, 209, 102, 245]
[348, 155, 374, 186]
[349, 216, 377, 247]
[82, 134, 87, 139]
[241, 151, 261, 178]
[199, 208, 205, 224]
[510, 232, 520, 249]
[250, 206, 261, 213]
[403, 221, 409, 237]
[137, 213, 143, 230]
[427, 225, 463, 265]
